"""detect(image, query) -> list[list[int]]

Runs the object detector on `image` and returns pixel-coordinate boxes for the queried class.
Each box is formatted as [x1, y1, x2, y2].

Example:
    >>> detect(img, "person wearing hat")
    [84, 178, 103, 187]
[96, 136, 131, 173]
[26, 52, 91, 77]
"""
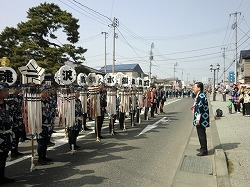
[0, 83, 15, 184]
[36, 86, 53, 165]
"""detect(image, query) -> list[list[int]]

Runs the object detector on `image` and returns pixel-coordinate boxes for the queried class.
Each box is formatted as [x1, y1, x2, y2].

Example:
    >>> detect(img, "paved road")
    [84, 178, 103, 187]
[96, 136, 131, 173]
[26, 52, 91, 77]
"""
[5, 97, 194, 187]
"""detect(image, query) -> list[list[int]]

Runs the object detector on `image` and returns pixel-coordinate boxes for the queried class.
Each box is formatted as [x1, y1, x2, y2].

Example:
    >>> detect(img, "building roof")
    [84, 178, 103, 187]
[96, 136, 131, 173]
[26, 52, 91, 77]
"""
[240, 50, 250, 60]
[99, 63, 144, 73]
[83, 65, 105, 75]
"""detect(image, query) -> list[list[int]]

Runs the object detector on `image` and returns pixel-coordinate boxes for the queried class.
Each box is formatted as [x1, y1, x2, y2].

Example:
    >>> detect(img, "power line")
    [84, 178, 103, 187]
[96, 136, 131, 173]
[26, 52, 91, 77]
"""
[58, 0, 111, 26]
[139, 27, 227, 40]
[154, 44, 233, 56]
[116, 27, 148, 64]
[72, 0, 112, 22]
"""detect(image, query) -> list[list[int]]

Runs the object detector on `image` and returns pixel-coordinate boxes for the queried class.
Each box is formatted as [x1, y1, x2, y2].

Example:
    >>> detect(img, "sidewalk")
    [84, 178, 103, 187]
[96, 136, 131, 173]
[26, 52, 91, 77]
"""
[210, 94, 250, 187]
[171, 95, 233, 187]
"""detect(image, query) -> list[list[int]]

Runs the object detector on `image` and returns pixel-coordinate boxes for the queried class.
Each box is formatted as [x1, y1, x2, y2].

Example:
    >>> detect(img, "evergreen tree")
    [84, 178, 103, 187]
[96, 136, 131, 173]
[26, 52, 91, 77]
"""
[0, 2, 88, 75]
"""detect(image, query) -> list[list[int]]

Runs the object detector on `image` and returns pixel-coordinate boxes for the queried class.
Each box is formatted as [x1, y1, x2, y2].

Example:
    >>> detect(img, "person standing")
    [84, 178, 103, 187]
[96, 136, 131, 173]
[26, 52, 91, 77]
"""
[150, 87, 157, 118]
[143, 88, 151, 120]
[37, 86, 53, 165]
[0, 83, 15, 184]
[232, 87, 240, 113]
[227, 99, 233, 114]
[68, 89, 82, 150]
[8, 86, 25, 158]
[192, 82, 210, 156]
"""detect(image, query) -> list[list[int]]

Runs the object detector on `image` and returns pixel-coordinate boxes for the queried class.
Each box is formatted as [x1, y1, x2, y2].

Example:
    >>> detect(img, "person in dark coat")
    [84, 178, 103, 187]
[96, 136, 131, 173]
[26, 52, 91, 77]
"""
[0, 83, 16, 184]
[37, 87, 53, 165]
[68, 89, 82, 150]
[192, 82, 210, 156]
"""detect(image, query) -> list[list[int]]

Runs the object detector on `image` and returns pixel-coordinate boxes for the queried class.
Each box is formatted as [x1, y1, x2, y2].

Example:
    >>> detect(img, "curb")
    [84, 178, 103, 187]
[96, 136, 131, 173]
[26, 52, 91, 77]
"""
[208, 96, 232, 187]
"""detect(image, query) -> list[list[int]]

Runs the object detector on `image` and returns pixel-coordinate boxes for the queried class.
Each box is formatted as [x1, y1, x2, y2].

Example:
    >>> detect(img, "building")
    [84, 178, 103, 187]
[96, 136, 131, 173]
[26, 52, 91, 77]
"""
[153, 78, 183, 89]
[238, 50, 250, 84]
[99, 63, 145, 78]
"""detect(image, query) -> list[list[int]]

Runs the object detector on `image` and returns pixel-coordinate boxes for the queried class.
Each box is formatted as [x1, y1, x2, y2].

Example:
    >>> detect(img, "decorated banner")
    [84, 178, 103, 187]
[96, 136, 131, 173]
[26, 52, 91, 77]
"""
[77, 73, 87, 87]
[120, 74, 130, 87]
[86, 73, 99, 87]
[143, 77, 151, 88]
[0, 66, 17, 85]
[104, 73, 117, 87]
[58, 65, 76, 85]
[18, 59, 45, 85]
[136, 77, 144, 88]
[96, 74, 104, 85]
[130, 76, 136, 87]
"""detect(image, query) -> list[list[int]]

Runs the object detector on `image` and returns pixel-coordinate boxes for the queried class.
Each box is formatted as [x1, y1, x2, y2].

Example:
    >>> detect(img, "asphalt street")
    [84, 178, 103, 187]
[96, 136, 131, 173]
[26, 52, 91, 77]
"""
[5, 97, 194, 187]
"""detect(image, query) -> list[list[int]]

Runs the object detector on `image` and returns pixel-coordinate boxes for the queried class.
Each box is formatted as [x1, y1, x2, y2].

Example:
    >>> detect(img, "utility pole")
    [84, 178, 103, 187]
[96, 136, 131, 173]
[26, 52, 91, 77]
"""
[111, 17, 119, 73]
[222, 47, 227, 85]
[149, 42, 154, 82]
[230, 12, 241, 84]
[187, 73, 190, 81]
[174, 62, 178, 79]
[181, 69, 183, 81]
[101, 31, 108, 74]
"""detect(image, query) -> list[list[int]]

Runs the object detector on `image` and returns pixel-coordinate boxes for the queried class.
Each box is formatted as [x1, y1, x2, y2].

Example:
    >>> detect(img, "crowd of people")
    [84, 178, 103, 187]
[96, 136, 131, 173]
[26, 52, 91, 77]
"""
[227, 84, 250, 116]
[0, 81, 195, 185]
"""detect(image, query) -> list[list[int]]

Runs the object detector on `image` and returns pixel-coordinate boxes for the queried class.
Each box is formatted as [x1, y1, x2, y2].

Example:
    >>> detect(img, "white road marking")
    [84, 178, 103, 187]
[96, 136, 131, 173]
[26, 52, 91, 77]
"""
[136, 98, 181, 137]
[135, 117, 167, 137]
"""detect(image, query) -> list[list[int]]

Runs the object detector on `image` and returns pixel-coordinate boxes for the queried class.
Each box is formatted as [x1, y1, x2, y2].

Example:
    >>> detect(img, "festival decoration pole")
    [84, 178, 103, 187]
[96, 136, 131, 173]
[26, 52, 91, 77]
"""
[77, 73, 88, 131]
[136, 78, 144, 125]
[143, 77, 151, 121]
[119, 74, 130, 131]
[129, 77, 137, 127]
[104, 73, 117, 135]
[55, 65, 76, 152]
[18, 59, 45, 172]
[86, 73, 102, 142]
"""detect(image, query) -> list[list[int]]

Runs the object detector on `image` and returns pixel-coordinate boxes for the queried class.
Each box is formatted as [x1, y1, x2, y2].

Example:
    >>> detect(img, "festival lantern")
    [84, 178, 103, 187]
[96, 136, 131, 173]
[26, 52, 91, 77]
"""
[0, 66, 17, 86]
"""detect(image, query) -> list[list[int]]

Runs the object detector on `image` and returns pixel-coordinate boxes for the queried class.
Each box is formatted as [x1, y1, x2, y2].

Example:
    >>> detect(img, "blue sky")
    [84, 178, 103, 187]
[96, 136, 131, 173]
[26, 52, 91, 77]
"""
[1, 0, 250, 82]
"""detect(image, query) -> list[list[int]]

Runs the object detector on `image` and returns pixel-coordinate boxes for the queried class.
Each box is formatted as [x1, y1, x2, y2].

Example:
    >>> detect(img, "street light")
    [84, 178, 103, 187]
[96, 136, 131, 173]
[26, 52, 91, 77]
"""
[210, 64, 220, 101]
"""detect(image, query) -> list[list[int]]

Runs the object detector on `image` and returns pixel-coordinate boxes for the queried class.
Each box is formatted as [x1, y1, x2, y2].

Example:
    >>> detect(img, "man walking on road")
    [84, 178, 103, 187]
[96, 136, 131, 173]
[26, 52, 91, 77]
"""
[192, 82, 210, 156]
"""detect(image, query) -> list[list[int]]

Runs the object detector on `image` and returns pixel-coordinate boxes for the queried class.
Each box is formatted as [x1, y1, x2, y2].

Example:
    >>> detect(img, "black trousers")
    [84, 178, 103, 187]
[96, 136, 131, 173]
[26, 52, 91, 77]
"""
[0, 152, 8, 180]
[37, 127, 49, 159]
[196, 125, 208, 153]
[151, 103, 157, 117]
[68, 129, 78, 149]
[0, 152, 8, 169]
[136, 108, 140, 123]
[233, 103, 240, 112]
[144, 107, 149, 120]
[82, 113, 87, 128]
[96, 115, 104, 137]
[119, 112, 125, 129]
[12, 130, 21, 153]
